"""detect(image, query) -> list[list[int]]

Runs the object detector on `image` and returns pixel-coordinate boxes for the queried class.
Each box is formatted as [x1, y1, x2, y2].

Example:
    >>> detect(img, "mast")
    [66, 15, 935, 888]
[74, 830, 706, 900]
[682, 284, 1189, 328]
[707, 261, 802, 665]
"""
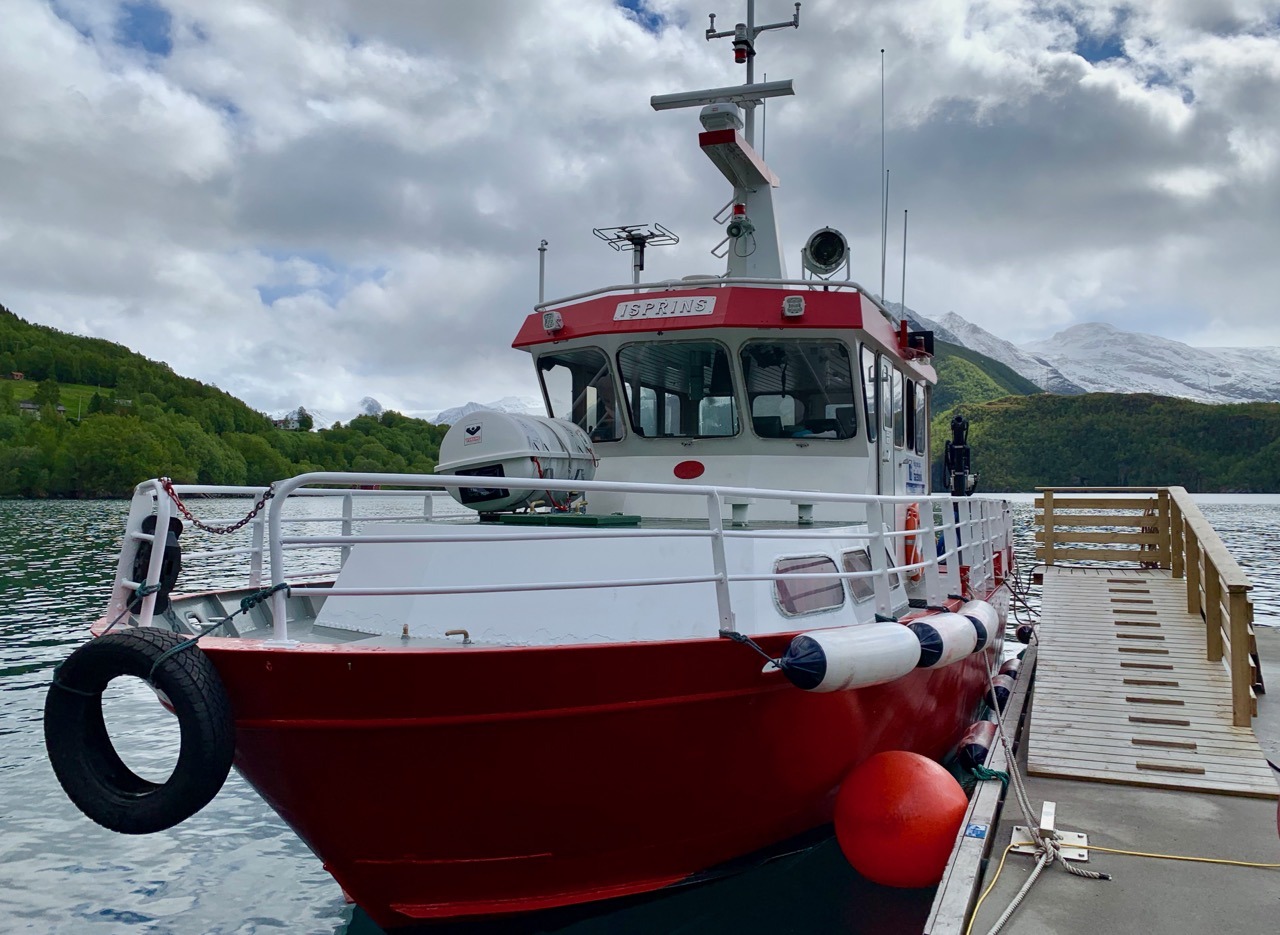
[651, 3, 800, 279]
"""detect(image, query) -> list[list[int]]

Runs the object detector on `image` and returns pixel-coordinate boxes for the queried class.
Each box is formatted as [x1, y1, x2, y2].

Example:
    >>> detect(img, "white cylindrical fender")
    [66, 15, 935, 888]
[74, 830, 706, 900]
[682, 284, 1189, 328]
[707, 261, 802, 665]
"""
[907, 612, 979, 669]
[958, 600, 999, 652]
[777, 622, 922, 693]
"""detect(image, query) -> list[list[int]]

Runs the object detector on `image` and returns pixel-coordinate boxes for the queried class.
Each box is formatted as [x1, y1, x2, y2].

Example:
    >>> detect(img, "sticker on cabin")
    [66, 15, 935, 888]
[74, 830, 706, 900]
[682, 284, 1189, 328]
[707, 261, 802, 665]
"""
[614, 296, 717, 321]
[905, 459, 926, 493]
[463, 424, 483, 445]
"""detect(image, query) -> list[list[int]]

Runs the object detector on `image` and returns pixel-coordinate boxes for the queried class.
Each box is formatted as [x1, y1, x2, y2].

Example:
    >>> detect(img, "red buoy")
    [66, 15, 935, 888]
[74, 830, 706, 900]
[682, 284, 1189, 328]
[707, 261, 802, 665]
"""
[834, 750, 968, 888]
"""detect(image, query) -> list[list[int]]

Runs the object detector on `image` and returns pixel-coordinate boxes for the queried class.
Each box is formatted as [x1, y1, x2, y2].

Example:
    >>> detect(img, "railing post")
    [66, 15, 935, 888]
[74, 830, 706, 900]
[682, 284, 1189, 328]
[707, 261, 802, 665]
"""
[1228, 587, 1253, 727]
[137, 491, 173, 628]
[865, 500, 893, 615]
[1169, 494, 1184, 579]
[341, 494, 354, 566]
[249, 514, 265, 587]
[1204, 568, 1223, 663]
[1185, 525, 1201, 615]
[706, 492, 736, 631]
[940, 499, 960, 595]
[920, 500, 943, 606]
[1156, 489, 1171, 569]
[1041, 490, 1056, 567]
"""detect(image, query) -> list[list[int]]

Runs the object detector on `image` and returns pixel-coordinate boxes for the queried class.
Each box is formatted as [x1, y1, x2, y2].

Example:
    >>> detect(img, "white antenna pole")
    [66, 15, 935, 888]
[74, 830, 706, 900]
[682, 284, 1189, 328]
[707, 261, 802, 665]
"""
[744, 0, 756, 144]
[881, 169, 889, 302]
[761, 71, 767, 158]
[879, 48, 886, 300]
[537, 239, 548, 303]
[900, 209, 908, 315]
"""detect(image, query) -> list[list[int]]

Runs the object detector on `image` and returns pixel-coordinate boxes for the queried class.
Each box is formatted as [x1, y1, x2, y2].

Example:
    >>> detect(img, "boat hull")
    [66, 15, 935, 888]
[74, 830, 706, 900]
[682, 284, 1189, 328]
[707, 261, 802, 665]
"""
[204, 596, 1003, 930]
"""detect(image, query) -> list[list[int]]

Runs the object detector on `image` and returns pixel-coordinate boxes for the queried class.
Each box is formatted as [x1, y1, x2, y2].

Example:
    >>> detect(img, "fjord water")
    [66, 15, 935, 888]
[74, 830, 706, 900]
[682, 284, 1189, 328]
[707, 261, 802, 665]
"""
[2, 497, 1276, 934]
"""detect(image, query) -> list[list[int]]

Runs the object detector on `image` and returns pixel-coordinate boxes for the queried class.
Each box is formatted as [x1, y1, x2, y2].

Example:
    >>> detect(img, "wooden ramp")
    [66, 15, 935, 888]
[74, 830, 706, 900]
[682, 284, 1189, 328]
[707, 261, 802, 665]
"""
[1029, 565, 1278, 799]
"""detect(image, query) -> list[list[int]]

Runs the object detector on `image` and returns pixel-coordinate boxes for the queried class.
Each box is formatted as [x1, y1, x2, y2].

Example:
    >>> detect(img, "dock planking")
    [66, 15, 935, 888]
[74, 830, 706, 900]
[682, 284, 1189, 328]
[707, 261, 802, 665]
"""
[1028, 565, 1278, 798]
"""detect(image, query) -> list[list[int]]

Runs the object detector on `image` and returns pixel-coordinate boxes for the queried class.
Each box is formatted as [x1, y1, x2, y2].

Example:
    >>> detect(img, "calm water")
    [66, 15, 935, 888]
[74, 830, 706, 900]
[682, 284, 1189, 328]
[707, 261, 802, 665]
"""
[2, 496, 1277, 934]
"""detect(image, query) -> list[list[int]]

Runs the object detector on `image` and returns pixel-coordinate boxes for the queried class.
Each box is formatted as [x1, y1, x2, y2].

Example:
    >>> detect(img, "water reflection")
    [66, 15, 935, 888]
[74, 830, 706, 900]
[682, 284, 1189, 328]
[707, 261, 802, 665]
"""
[2, 495, 1276, 934]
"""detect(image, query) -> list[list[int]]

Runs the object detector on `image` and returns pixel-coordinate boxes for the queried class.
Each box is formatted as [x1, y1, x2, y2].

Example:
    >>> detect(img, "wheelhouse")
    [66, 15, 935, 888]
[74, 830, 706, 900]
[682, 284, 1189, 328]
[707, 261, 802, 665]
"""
[513, 284, 936, 520]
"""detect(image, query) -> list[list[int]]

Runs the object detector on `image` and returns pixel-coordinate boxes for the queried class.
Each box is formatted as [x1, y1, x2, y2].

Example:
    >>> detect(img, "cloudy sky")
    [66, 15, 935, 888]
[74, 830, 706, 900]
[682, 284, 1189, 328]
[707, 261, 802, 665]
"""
[3, 0, 1279, 422]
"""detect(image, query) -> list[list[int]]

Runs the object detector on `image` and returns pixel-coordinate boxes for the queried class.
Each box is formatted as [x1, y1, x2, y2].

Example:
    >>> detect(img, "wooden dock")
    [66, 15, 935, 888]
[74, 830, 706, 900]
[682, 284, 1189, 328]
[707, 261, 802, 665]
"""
[1029, 564, 1277, 798]
[926, 486, 1278, 935]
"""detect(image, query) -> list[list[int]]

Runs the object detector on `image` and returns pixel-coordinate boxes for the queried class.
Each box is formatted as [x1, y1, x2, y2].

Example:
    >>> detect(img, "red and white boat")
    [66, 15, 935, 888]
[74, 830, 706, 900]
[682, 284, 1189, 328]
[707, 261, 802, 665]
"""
[45, 5, 1014, 930]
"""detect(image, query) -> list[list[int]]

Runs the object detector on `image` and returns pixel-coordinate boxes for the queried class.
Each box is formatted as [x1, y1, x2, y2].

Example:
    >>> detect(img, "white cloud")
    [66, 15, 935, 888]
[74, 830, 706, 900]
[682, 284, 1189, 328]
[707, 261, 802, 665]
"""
[2, 0, 1280, 422]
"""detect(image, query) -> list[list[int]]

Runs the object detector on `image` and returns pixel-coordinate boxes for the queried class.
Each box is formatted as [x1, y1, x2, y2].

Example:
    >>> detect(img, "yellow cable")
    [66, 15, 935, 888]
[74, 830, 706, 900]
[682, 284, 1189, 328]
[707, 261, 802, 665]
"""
[1087, 844, 1280, 870]
[964, 844, 1015, 935]
[962, 842, 1278, 935]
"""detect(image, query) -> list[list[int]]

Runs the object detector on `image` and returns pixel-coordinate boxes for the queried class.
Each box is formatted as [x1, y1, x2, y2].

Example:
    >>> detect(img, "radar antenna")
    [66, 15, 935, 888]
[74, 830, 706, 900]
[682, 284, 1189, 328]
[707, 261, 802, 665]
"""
[593, 223, 679, 284]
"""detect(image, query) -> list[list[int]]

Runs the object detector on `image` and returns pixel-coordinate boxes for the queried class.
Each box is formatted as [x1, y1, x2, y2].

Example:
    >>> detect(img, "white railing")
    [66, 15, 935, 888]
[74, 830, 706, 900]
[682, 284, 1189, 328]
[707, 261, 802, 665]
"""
[116, 473, 1011, 645]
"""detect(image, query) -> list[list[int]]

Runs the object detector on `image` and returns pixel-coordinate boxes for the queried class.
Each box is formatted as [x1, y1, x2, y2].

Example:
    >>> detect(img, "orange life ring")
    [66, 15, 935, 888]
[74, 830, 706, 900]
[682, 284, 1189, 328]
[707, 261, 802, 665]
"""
[904, 503, 923, 582]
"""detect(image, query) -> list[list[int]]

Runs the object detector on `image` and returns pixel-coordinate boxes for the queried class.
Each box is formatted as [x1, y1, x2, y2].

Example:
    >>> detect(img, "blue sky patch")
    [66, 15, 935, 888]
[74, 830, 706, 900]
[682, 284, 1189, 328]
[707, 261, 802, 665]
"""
[617, 0, 664, 34]
[1074, 30, 1125, 64]
[117, 1, 173, 57]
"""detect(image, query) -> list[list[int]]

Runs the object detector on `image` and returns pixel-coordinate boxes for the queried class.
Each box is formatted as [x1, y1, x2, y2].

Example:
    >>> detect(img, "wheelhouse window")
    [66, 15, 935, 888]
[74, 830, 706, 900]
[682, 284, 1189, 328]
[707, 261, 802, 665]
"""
[740, 341, 856, 439]
[774, 555, 845, 617]
[914, 381, 927, 455]
[536, 347, 621, 442]
[860, 345, 877, 442]
[892, 368, 905, 449]
[616, 340, 739, 438]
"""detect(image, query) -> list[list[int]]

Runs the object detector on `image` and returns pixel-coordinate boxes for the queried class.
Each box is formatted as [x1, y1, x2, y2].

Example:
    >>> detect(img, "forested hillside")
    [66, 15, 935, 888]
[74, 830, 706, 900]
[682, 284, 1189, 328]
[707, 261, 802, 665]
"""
[0, 304, 449, 497]
[931, 338, 1042, 412]
[944, 393, 1280, 492]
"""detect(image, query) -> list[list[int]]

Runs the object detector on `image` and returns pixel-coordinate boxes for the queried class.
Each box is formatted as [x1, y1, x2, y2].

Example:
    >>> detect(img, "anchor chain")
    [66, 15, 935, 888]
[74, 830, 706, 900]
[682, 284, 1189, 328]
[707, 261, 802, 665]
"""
[160, 477, 276, 535]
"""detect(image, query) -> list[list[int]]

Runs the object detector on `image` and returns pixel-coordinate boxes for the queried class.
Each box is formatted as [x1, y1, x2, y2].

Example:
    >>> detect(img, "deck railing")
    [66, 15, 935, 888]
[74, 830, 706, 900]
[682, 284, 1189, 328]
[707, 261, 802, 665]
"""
[116, 474, 1012, 650]
[1034, 486, 1260, 726]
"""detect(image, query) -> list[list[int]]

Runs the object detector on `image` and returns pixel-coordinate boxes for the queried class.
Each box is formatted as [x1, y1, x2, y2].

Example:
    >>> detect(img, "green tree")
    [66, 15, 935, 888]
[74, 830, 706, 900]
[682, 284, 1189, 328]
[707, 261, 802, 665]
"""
[33, 377, 61, 408]
[64, 415, 170, 497]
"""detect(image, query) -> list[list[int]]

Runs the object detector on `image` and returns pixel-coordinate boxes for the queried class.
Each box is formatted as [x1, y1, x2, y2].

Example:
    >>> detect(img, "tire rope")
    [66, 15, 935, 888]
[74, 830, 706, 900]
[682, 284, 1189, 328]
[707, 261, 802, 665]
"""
[49, 583, 289, 698]
[143, 583, 291, 683]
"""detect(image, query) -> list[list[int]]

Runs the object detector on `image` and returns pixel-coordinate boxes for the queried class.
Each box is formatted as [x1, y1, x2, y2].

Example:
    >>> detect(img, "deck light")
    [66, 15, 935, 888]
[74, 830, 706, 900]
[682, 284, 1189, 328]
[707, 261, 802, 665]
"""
[802, 227, 848, 277]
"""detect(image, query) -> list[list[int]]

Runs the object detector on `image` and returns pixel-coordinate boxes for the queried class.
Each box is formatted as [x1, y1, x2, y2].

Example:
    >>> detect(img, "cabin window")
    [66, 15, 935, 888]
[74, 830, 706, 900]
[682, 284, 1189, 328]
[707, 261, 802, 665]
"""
[914, 382, 927, 455]
[905, 381, 916, 451]
[616, 340, 739, 438]
[774, 555, 845, 617]
[880, 356, 893, 440]
[892, 368, 905, 449]
[740, 341, 856, 439]
[536, 347, 622, 442]
[860, 345, 877, 442]
[841, 547, 902, 602]
[841, 549, 876, 602]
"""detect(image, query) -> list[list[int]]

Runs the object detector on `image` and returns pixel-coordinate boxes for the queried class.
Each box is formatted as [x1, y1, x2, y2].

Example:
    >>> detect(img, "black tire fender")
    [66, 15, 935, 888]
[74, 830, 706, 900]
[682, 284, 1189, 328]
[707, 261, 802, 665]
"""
[44, 628, 235, 834]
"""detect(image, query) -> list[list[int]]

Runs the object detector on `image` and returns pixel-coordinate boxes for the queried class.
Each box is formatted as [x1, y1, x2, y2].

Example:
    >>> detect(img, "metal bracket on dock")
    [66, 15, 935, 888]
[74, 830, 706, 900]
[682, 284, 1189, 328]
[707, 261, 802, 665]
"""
[1011, 802, 1089, 861]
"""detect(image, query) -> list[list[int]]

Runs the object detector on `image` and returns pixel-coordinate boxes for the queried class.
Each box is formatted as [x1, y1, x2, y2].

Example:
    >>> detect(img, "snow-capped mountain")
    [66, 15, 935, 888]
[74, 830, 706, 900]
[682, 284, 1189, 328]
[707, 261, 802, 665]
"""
[429, 395, 545, 425]
[1022, 323, 1280, 403]
[927, 311, 1280, 404]
[935, 313, 1088, 395]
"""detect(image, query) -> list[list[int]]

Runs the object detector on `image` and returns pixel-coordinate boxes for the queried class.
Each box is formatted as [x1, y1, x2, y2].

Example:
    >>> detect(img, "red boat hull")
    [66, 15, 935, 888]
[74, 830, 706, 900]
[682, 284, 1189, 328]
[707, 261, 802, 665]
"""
[204, 597, 1002, 930]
